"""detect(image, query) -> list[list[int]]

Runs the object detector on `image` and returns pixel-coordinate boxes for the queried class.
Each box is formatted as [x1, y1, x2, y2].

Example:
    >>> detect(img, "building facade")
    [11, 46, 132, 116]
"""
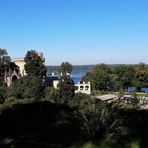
[5, 52, 44, 86]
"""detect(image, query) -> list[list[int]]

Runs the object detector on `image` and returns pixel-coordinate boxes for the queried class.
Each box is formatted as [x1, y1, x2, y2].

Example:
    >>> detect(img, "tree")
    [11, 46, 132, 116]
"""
[133, 63, 148, 91]
[24, 50, 47, 79]
[58, 62, 75, 103]
[44, 86, 58, 102]
[0, 48, 10, 63]
[83, 64, 113, 91]
[0, 48, 11, 86]
[114, 65, 135, 91]
[93, 63, 111, 73]
[9, 76, 45, 99]
[8, 50, 47, 100]
[60, 62, 73, 76]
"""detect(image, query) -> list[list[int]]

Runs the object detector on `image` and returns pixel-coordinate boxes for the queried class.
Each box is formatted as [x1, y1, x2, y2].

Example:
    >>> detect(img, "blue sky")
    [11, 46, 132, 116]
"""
[0, 0, 148, 65]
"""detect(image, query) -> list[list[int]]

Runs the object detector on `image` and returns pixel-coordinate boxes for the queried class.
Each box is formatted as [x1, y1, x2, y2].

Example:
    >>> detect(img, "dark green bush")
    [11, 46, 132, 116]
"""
[8, 76, 45, 100]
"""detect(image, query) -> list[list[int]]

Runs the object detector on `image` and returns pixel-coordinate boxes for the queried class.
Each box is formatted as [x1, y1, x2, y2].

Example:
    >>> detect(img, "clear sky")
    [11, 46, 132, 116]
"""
[0, 0, 148, 65]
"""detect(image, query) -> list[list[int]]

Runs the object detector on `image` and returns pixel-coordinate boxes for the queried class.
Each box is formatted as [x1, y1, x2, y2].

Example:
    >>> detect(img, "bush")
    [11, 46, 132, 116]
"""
[0, 94, 4, 104]
[69, 92, 91, 107]
[75, 100, 123, 140]
[0, 85, 8, 103]
[8, 76, 45, 100]
[44, 86, 58, 102]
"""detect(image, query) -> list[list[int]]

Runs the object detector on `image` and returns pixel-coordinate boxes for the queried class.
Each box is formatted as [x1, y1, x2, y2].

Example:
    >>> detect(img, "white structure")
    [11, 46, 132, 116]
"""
[53, 80, 59, 89]
[75, 81, 91, 95]
[4, 52, 44, 86]
[52, 80, 91, 95]
[13, 58, 26, 77]
[4, 68, 20, 86]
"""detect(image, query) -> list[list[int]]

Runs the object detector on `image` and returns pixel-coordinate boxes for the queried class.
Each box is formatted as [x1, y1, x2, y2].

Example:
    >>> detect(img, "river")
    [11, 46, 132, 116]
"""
[71, 69, 91, 83]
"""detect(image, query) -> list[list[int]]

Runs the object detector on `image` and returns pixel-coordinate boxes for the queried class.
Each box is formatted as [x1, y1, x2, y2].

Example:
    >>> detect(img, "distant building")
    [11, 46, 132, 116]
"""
[13, 58, 26, 77]
[50, 76, 91, 94]
[122, 95, 134, 103]
[4, 68, 20, 87]
[75, 81, 91, 95]
[96, 94, 119, 103]
[45, 74, 60, 87]
[5, 52, 44, 86]
[13, 52, 44, 77]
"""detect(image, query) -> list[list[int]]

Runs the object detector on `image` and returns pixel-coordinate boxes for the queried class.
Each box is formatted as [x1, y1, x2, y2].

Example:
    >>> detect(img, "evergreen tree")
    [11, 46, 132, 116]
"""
[0, 48, 11, 85]
[60, 62, 73, 75]
[24, 50, 47, 79]
[58, 62, 75, 103]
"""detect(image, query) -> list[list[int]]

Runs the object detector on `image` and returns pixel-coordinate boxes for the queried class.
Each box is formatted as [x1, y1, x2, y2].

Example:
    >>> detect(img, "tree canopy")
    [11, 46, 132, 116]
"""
[9, 76, 45, 99]
[83, 64, 113, 91]
[114, 65, 135, 91]
[133, 63, 148, 90]
[58, 62, 75, 103]
[83, 63, 148, 92]
[60, 62, 73, 76]
[24, 50, 47, 79]
[0, 48, 11, 85]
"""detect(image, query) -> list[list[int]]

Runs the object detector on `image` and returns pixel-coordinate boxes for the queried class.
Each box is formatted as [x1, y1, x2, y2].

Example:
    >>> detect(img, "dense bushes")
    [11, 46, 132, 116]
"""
[0, 97, 146, 148]
[8, 76, 45, 99]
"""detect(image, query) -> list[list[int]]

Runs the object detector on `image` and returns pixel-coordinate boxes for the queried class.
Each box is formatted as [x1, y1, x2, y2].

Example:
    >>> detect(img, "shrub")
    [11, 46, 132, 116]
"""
[44, 86, 58, 102]
[75, 100, 123, 140]
[8, 76, 45, 100]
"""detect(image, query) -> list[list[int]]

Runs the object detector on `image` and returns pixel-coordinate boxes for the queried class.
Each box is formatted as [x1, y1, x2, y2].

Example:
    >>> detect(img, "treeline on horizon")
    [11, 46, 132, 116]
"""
[47, 64, 142, 72]
[47, 65, 94, 72]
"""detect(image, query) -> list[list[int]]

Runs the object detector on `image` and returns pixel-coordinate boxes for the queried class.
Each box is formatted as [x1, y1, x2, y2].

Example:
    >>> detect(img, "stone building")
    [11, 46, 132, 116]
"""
[13, 58, 26, 77]
[4, 52, 44, 86]
[4, 67, 20, 86]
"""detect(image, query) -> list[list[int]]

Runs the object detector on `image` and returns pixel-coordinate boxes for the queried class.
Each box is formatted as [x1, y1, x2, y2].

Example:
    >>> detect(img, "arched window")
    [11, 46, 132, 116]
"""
[85, 85, 89, 90]
[12, 75, 17, 82]
[75, 86, 79, 90]
[80, 86, 84, 90]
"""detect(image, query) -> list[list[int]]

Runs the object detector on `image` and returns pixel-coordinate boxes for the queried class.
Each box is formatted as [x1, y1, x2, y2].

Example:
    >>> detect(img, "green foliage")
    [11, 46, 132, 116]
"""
[8, 76, 45, 99]
[60, 61, 73, 75]
[76, 99, 123, 140]
[93, 63, 111, 73]
[81, 142, 97, 148]
[130, 93, 139, 108]
[57, 62, 75, 103]
[0, 85, 7, 103]
[0, 94, 147, 148]
[83, 63, 148, 92]
[83, 64, 113, 91]
[58, 76, 75, 103]
[0, 48, 11, 86]
[68, 92, 91, 107]
[0, 100, 81, 148]
[44, 86, 58, 102]
[0, 48, 10, 63]
[24, 50, 47, 79]
[114, 65, 135, 91]
[133, 63, 148, 89]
